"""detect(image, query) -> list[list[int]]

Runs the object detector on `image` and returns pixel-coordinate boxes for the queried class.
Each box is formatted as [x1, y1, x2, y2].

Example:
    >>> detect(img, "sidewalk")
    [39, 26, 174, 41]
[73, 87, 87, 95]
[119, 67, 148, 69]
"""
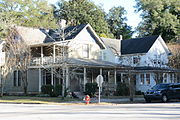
[63, 97, 145, 104]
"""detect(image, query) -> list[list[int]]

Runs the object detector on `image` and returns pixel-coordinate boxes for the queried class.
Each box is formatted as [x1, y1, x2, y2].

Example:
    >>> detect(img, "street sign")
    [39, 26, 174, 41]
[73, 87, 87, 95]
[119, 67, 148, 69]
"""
[96, 75, 104, 87]
[96, 75, 104, 103]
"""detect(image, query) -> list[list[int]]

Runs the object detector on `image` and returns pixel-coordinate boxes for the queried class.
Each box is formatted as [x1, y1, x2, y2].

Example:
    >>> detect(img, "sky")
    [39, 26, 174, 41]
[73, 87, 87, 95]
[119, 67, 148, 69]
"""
[48, 0, 142, 35]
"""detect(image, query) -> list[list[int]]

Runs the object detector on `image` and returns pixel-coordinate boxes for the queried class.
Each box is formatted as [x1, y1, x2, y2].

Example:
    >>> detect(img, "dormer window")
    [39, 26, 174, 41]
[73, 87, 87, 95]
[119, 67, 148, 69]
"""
[133, 57, 140, 64]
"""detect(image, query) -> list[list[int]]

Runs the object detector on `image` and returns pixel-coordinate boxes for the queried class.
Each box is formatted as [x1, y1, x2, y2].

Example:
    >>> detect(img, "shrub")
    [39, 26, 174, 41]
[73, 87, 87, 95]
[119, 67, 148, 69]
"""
[41, 85, 54, 95]
[41, 84, 62, 97]
[85, 83, 98, 97]
[53, 85, 62, 97]
[115, 82, 129, 96]
[135, 91, 143, 95]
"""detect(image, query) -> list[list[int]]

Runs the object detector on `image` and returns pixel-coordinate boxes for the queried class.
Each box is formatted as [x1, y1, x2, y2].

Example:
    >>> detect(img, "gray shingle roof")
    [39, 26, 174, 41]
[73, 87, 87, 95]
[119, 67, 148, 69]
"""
[101, 37, 120, 55]
[66, 58, 118, 68]
[121, 35, 159, 55]
[41, 24, 87, 43]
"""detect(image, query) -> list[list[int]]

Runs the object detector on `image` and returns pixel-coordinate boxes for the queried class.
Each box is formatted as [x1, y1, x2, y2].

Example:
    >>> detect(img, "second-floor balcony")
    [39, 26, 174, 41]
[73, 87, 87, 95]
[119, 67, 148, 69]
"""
[31, 56, 66, 66]
[30, 43, 68, 66]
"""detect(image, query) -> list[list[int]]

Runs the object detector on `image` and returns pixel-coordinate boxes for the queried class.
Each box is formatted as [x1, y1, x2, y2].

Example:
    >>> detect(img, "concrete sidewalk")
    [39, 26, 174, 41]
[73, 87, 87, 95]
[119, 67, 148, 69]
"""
[64, 97, 145, 104]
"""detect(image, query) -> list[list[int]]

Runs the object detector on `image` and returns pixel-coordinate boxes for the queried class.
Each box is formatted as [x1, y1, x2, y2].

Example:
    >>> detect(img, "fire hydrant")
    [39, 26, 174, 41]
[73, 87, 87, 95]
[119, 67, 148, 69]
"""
[84, 95, 90, 104]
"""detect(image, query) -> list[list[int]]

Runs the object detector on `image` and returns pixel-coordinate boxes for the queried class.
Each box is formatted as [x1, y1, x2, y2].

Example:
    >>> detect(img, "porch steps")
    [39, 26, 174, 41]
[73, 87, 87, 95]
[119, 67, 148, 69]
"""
[73, 92, 85, 99]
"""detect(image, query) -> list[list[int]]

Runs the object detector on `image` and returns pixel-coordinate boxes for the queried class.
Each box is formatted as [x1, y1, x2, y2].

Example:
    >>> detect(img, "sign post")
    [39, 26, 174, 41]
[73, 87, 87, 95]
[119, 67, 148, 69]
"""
[96, 75, 104, 103]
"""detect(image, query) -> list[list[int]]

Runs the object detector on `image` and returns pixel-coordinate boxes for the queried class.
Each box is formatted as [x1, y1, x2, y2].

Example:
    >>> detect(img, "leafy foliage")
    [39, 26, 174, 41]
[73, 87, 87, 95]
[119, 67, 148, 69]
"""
[41, 85, 54, 96]
[54, 0, 113, 37]
[106, 6, 133, 39]
[85, 83, 98, 97]
[135, 0, 180, 42]
[115, 82, 130, 96]
[41, 84, 62, 97]
[168, 44, 180, 69]
[0, 0, 57, 34]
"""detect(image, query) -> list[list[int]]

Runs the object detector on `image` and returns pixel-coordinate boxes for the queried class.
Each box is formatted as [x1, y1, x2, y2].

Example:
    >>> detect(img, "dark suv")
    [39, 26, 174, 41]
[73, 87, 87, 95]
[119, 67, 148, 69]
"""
[144, 83, 180, 103]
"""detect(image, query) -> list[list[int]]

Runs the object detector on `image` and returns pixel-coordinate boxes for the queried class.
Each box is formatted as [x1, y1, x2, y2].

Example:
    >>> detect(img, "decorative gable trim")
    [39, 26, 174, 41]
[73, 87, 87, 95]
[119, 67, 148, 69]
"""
[73, 24, 106, 49]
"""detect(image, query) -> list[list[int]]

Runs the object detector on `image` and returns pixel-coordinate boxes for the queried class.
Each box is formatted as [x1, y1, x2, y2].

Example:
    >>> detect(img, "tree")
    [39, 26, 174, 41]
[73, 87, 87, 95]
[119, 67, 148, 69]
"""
[106, 6, 133, 39]
[0, 0, 57, 29]
[54, 0, 113, 37]
[135, 0, 180, 42]
[0, 11, 16, 96]
[0, 0, 56, 96]
[168, 43, 180, 69]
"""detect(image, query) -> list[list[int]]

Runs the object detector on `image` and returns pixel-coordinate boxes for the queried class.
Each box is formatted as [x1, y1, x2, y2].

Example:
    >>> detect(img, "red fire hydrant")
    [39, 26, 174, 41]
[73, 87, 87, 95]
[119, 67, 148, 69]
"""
[85, 95, 90, 104]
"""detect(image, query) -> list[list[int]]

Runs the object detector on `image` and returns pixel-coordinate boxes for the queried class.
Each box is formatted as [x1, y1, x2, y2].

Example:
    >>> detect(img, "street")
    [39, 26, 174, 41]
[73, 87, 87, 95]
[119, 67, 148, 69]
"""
[0, 103, 180, 120]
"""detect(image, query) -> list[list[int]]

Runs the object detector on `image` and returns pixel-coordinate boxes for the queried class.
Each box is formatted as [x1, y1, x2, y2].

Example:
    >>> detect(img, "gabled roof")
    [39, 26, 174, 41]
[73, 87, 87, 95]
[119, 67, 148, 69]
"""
[101, 37, 120, 55]
[121, 35, 159, 55]
[41, 24, 87, 42]
[14, 24, 105, 49]
[15, 26, 46, 45]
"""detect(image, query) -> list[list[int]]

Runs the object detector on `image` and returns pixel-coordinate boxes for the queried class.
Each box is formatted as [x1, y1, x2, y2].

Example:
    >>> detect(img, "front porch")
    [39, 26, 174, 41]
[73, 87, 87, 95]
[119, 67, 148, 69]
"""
[34, 59, 126, 94]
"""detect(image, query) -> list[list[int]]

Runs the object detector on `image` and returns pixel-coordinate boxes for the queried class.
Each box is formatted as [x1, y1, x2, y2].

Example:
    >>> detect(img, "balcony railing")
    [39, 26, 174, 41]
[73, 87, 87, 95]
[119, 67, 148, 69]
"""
[31, 56, 64, 66]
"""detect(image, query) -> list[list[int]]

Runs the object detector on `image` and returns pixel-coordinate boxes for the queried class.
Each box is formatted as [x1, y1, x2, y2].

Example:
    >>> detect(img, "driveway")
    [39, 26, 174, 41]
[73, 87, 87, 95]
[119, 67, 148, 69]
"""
[0, 102, 180, 120]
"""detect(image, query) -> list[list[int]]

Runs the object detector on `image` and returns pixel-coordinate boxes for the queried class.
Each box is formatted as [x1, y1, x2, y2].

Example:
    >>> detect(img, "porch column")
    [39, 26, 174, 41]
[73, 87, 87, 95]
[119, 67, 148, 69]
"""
[66, 67, 69, 88]
[51, 68, 54, 85]
[83, 67, 87, 91]
[38, 68, 42, 92]
[108, 71, 110, 82]
[41, 46, 43, 64]
[114, 69, 117, 85]
[53, 44, 56, 63]
[100, 68, 102, 75]
[121, 73, 123, 83]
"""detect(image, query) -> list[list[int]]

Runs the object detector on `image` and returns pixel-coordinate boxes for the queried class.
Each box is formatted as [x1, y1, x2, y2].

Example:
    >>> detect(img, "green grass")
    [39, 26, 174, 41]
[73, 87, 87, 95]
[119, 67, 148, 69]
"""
[0, 96, 80, 104]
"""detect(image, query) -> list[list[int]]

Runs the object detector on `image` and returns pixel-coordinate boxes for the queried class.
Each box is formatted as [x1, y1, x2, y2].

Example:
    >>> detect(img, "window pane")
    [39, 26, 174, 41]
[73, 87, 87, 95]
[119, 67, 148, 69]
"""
[140, 74, 144, 85]
[14, 71, 17, 86]
[18, 71, 21, 86]
[82, 44, 89, 58]
[146, 74, 150, 84]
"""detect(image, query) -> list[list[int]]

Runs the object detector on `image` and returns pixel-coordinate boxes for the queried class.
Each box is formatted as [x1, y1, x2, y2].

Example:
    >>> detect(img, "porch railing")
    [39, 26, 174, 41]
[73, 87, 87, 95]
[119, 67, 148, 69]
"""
[30, 56, 64, 66]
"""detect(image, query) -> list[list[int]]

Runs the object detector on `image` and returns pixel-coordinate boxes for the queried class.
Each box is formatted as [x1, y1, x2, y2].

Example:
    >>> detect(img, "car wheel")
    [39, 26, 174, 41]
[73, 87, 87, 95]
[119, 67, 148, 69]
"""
[162, 95, 168, 103]
[145, 98, 151, 103]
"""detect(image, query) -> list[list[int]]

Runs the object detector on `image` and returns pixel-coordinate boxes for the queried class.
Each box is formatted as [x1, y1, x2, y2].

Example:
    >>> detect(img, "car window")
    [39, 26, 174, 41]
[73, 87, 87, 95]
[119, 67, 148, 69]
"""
[151, 84, 169, 90]
[172, 85, 180, 88]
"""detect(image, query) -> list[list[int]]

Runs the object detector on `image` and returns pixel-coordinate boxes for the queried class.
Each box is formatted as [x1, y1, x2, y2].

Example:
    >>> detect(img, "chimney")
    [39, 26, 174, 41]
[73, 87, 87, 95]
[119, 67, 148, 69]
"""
[119, 35, 123, 40]
[119, 35, 122, 56]
[58, 19, 66, 29]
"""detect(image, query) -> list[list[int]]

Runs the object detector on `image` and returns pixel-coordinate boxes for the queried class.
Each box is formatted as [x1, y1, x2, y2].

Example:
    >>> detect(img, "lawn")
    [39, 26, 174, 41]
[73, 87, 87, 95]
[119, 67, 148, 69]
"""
[0, 96, 80, 104]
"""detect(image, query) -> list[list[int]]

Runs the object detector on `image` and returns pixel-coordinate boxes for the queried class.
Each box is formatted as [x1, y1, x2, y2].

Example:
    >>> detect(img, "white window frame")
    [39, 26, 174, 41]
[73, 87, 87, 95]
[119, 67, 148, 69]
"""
[146, 74, 150, 85]
[13, 70, 21, 87]
[82, 44, 89, 58]
[140, 74, 144, 85]
[133, 57, 140, 64]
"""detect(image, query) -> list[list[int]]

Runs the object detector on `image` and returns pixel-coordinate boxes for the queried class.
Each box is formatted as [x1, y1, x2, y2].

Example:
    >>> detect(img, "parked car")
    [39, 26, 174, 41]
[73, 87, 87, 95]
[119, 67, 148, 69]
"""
[144, 83, 180, 103]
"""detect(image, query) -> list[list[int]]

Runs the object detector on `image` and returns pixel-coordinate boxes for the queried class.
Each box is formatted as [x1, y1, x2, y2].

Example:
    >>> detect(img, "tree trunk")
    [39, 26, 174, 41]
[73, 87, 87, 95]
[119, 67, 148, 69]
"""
[22, 70, 28, 95]
[0, 84, 3, 97]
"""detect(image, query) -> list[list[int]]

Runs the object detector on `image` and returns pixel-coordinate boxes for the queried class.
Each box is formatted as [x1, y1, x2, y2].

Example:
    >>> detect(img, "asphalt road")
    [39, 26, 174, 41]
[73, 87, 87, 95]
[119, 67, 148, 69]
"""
[0, 103, 180, 120]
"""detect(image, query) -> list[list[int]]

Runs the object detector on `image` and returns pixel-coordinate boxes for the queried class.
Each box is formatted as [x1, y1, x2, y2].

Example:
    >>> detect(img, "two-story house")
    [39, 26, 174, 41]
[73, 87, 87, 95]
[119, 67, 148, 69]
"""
[3, 24, 125, 94]
[119, 35, 179, 92]
[2, 24, 180, 95]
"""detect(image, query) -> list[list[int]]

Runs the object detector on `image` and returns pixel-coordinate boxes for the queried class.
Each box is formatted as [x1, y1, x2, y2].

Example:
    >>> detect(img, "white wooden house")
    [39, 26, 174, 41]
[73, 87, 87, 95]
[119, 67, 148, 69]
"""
[119, 35, 179, 92]
[3, 24, 123, 94]
[1, 24, 180, 94]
